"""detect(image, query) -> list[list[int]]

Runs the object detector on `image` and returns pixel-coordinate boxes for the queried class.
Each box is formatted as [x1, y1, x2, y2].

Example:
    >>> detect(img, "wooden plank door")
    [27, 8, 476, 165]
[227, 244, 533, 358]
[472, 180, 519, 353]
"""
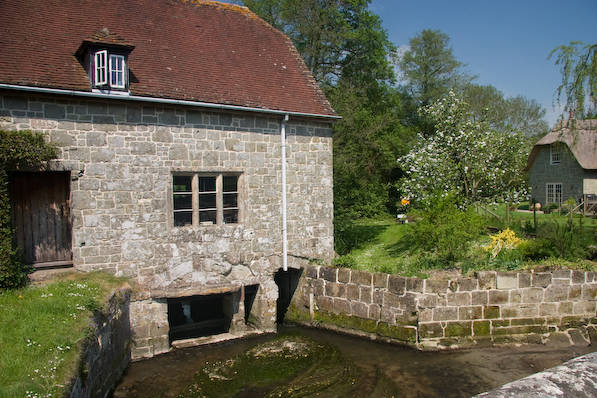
[9, 172, 72, 267]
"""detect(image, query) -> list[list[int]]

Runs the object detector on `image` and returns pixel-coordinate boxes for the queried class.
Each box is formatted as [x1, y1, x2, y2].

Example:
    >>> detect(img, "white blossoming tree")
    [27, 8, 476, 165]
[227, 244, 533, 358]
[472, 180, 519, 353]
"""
[399, 91, 528, 207]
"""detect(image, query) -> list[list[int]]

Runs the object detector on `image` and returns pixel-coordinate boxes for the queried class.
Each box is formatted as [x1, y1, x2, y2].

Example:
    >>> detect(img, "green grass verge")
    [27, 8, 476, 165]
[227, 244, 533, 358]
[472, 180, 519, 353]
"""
[0, 272, 127, 398]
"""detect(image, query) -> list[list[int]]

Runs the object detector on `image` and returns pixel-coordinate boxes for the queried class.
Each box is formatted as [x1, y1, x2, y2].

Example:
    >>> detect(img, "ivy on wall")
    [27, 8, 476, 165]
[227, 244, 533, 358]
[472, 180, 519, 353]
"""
[0, 130, 57, 289]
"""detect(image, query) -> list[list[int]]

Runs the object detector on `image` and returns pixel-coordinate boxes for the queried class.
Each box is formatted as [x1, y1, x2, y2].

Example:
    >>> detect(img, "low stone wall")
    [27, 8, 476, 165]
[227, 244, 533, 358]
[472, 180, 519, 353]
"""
[67, 288, 131, 398]
[475, 351, 597, 397]
[288, 265, 597, 349]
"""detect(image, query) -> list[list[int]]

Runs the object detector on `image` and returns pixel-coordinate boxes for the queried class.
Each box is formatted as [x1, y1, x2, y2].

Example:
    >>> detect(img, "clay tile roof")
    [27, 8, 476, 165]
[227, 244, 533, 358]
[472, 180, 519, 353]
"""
[526, 119, 597, 170]
[0, 0, 336, 117]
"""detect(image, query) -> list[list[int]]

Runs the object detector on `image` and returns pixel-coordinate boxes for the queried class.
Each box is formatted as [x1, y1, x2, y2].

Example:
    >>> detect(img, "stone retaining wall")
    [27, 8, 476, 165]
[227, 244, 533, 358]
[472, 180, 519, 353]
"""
[67, 288, 131, 398]
[288, 265, 597, 349]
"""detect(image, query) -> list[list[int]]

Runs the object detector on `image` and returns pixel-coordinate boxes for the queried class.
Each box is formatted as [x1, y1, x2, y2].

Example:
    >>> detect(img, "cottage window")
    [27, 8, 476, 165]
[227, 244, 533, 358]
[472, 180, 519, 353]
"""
[109, 54, 126, 88]
[93, 50, 127, 90]
[546, 183, 562, 205]
[94, 50, 108, 86]
[173, 174, 239, 227]
[550, 143, 561, 165]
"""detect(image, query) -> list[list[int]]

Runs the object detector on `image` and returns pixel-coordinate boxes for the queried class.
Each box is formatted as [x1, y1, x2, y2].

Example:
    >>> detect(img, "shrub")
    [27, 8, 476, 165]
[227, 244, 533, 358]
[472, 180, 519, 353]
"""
[333, 255, 357, 268]
[0, 130, 57, 289]
[404, 195, 485, 265]
[535, 221, 590, 260]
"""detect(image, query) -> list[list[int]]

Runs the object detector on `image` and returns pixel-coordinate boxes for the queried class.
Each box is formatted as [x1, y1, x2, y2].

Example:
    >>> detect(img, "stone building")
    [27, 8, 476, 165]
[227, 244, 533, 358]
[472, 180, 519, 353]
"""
[526, 120, 597, 213]
[0, 0, 337, 358]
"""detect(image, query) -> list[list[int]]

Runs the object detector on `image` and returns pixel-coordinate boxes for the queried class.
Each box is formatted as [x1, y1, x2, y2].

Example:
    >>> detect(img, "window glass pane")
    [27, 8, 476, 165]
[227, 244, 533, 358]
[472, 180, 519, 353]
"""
[199, 193, 216, 209]
[174, 194, 192, 210]
[223, 193, 237, 208]
[174, 211, 192, 227]
[199, 210, 217, 224]
[199, 177, 216, 192]
[223, 176, 238, 192]
[223, 209, 238, 224]
[173, 176, 192, 192]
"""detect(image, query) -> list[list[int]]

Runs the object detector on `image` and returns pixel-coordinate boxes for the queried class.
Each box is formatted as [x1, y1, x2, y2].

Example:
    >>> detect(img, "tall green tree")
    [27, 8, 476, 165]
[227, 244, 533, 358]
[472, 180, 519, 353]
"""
[549, 41, 597, 119]
[398, 29, 472, 108]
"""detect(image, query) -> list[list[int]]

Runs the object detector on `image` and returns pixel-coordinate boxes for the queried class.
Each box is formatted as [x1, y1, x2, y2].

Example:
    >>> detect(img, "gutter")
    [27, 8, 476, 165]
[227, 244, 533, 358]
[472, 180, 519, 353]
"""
[0, 83, 341, 121]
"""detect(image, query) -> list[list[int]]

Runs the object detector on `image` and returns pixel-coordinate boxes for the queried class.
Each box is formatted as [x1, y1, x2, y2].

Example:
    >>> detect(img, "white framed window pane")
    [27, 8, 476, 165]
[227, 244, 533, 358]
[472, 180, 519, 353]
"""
[223, 209, 238, 224]
[110, 54, 125, 88]
[199, 210, 217, 224]
[94, 50, 108, 86]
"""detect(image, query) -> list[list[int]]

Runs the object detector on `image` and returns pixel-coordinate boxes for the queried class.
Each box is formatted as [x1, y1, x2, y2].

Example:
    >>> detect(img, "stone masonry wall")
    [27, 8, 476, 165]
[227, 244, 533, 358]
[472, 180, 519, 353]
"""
[289, 265, 597, 349]
[67, 288, 131, 398]
[1, 90, 334, 358]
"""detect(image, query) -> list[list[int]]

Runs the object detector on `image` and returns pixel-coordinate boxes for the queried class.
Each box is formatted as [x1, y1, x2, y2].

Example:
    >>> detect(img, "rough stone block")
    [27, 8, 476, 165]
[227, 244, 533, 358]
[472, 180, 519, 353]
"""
[569, 285, 582, 301]
[360, 286, 372, 303]
[553, 269, 571, 279]
[388, 275, 406, 294]
[316, 296, 333, 312]
[419, 322, 444, 339]
[447, 292, 471, 306]
[540, 302, 558, 316]
[406, 277, 424, 292]
[383, 292, 401, 308]
[492, 319, 510, 327]
[417, 294, 437, 308]
[346, 284, 360, 301]
[582, 284, 597, 300]
[471, 290, 488, 305]
[509, 289, 522, 303]
[338, 268, 350, 283]
[518, 273, 531, 288]
[373, 289, 384, 305]
[522, 288, 544, 304]
[419, 308, 433, 322]
[473, 320, 491, 336]
[510, 318, 545, 326]
[433, 306, 458, 321]
[312, 279, 324, 296]
[325, 282, 345, 298]
[351, 301, 369, 319]
[332, 298, 351, 315]
[476, 271, 496, 289]
[445, 321, 472, 337]
[488, 290, 509, 305]
[501, 304, 538, 318]
[459, 306, 483, 320]
[573, 301, 596, 315]
[320, 267, 337, 282]
[305, 265, 319, 279]
[373, 272, 388, 288]
[368, 303, 381, 320]
[572, 271, 586, 284]
[425, 279, 449, 294]
[532, 272, 552, 288]
[483, 306, 500, 319]
[45, 103, 65, 119]
[352, 270, 372, 287]
[544, 285, 569, 302]
[399, 293, 417, 312]
[559, 301, 574, 314]
[456, 278, 478, 291]
[497, 272, 518, 289]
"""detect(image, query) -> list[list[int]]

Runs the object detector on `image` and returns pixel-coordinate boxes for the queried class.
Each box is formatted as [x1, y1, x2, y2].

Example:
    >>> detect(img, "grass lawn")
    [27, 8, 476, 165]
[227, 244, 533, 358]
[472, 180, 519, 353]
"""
[0, 272, 127, 398]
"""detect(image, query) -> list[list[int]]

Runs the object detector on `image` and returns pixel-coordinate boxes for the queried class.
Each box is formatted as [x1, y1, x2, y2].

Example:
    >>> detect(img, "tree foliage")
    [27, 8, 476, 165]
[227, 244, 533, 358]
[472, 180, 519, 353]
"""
[549, 41, 597, 118]
[1, 130, 57, 289]
[398, 92, 529, 207]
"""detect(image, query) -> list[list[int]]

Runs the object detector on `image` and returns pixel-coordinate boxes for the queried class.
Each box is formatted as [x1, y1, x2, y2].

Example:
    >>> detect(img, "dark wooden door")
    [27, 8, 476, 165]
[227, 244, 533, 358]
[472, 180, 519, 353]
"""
[10, 172, 72, 266]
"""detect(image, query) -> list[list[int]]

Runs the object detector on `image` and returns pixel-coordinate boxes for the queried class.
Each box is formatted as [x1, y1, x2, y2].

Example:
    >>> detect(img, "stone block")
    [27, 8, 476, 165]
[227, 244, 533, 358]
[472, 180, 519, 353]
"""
[368, 303, 381, 320]
[473, 320, 490, 336]
[559, 301, 574, 314]
[383, 291, 401, 308]
[497, 272, 518, 289]
[433, 307, 458, 321]
[312, 279, 324, 296]
[380, 307, 395, 324]
[351, 301, 369, 319]
[325, 282, 346, 298]
[522, 288, 544, 304]
[360, 286, 372, 303]
[305, 265, 319, 279]
[417, 294, 437, 308]
[471, 290, 488, 305]
[510, 318, 545, 326]
[388, 275, 406, 294]
[320, 267, 337, 282]
[399, 293, 417, 312]
[332, 298, 351, 315]
[45, 103, 65, 119]
[445, 321, 472, 337]
[373, 272, 388, 288]
[337, 268, 350, 283]
[544, 285, 569, 302]
[553, 269, 571, 279]
[346, 284, 360, 301]
[509, 289, 522, 303]
[456, 278, 478, 291]
[532, 272, 552, 288]
[573, 301, 596, 315]
[518, 273, 531, 288]
[582, 284, 597, 300]
[419, 308, 433, 322]
[483, 306, 500, 319]
[476, 271, 497, 289]
[425, 279, 449, 294]
[492, 319, 510, 327]
[447, 292, 471, 306]
[540, 302, 558, 316]
[572, 271, 586, 284]
[459, 306, 483, 320]
[501, 304, 538, 318]
[419, 322, 444, 339]
[316, 296, 333, 312]
[488, 290, 509, 305]
[569, 285, 582, 301]
[373, 289, 384, 305]
[404, 278, 422, 293]
[352, 270, 372, 286]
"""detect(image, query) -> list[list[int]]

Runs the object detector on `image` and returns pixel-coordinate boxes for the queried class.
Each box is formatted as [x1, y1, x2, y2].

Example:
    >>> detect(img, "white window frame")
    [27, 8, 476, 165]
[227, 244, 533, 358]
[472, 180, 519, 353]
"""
[172, 173, 240, 227]
[550, 143, 561, 165]
[109, 54, 126, 89]
[546, 183, 562, 205]
[94, 50, 108, 86]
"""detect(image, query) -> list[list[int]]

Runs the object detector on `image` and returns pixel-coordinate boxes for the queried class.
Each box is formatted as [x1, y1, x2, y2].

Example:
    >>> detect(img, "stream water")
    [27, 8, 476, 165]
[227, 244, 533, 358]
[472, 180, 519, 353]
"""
[113, 326, 595, 398]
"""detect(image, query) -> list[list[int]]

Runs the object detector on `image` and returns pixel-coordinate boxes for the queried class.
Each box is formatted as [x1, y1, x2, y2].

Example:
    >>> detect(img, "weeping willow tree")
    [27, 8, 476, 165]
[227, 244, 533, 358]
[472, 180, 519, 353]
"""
[549, 41, 597, 119]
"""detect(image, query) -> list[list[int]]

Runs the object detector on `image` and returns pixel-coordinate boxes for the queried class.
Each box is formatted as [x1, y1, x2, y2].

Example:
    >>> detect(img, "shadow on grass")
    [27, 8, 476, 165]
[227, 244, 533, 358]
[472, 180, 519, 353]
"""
[335, 222, 390, 255]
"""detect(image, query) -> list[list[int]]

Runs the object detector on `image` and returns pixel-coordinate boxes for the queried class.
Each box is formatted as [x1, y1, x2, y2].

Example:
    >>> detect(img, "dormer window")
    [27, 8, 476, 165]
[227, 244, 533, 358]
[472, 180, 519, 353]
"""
[550, 143, 561, 165]
[76, 28, 134, 93]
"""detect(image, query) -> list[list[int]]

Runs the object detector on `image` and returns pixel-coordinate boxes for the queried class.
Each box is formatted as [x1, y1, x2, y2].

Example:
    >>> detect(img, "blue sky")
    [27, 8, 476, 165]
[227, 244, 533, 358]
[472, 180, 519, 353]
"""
[369, 0, 597, 127]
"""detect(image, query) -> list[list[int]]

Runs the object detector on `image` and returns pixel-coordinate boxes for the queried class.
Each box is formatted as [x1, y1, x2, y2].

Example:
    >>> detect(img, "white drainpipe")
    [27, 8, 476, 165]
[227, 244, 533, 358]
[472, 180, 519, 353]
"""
[281, 114, 289, 271]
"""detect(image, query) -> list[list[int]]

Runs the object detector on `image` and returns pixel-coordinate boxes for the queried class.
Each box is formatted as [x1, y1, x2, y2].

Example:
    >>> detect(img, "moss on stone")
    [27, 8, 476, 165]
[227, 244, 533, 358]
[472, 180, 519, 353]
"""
[376, 322, 417, 343]
[285, 304, 311, 324]
[473, 321, 490, 337]
[484, 306, 500, 319]
[445, 322, 472, 337]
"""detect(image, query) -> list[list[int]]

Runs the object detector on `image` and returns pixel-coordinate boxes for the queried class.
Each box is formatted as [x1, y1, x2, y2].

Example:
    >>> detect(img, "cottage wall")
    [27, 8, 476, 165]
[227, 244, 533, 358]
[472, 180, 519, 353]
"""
[0, 90, 334, 357]
[529, 145, 597, 206]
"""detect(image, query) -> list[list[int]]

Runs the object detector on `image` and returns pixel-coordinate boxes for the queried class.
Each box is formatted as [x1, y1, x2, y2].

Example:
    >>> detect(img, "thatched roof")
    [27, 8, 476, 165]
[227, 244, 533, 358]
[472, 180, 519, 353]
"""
[526, 119, 597, 170]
